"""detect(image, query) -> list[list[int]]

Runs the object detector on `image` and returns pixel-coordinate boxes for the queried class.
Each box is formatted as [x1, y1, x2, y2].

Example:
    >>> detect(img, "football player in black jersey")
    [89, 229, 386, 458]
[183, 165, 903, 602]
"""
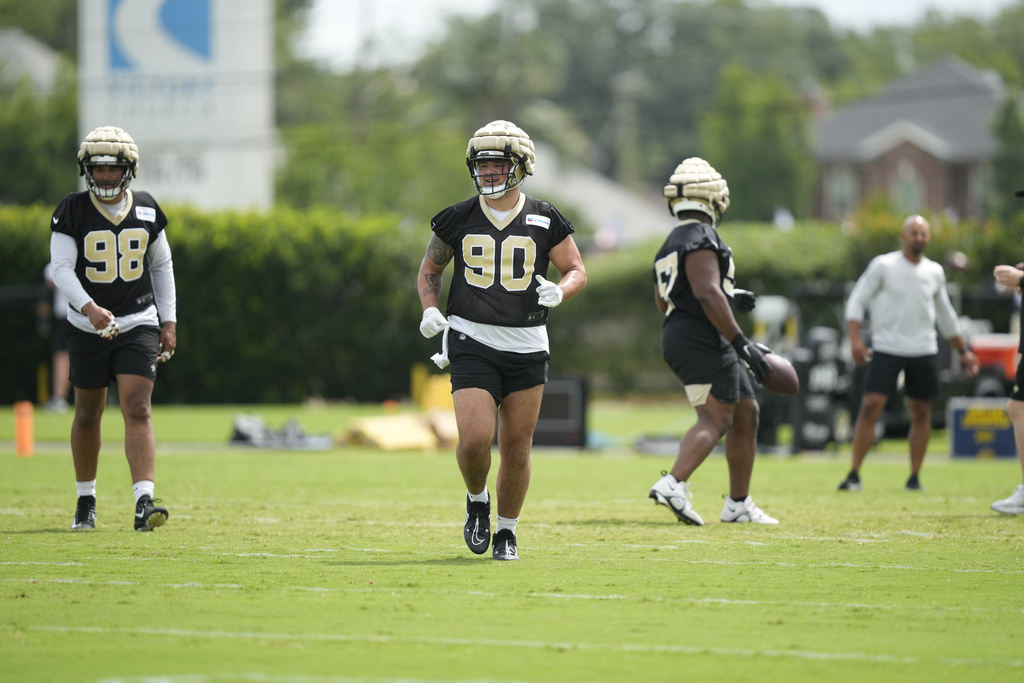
[647, 158, 779, 526]
[417, 120, 587, 560]
[49, 126, 177, 532]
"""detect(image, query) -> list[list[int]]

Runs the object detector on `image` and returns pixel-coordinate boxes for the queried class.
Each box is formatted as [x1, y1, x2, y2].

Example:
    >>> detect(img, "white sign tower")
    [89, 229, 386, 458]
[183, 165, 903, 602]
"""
[78, 0, 275, 209]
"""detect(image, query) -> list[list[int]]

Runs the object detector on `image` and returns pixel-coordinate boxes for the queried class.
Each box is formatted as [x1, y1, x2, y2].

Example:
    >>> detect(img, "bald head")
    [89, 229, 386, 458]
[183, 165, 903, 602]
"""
[900, 214, 931, 261]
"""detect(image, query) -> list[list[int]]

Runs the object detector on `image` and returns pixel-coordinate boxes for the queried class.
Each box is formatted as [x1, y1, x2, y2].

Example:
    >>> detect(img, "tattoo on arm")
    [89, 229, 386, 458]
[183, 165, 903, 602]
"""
[422, 273, 443, 301]
[427, 235, 454, 266]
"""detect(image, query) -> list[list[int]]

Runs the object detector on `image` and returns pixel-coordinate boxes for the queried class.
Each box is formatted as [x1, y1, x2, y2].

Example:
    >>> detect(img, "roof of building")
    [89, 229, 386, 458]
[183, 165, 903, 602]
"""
[0, 28, 59, 95]
[814, 56, 1005, 164]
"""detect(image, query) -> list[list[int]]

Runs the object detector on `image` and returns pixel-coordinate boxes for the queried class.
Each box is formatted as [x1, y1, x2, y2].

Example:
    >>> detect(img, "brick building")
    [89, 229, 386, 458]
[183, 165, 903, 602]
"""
[813, 56, 1006, 221]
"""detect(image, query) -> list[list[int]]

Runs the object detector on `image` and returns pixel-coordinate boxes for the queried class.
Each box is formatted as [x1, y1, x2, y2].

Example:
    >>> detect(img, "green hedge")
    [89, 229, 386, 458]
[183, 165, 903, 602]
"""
[1, 204, 432, 404]
[3, 204, 1022, 403]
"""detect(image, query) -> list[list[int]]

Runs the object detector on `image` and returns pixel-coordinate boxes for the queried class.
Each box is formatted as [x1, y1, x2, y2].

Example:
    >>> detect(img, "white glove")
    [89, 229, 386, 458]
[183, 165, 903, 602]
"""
[419, 307, 448, 338]
[98, 318, 119, 340]
[535, 274, 563, 308]
[157, 343, 174, 363]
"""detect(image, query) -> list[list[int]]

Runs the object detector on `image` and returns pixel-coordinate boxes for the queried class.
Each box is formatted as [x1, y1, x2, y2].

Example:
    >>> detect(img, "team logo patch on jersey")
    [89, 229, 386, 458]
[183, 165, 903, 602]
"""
[135, 206, 156, 222]
[525, 214, 550, 229]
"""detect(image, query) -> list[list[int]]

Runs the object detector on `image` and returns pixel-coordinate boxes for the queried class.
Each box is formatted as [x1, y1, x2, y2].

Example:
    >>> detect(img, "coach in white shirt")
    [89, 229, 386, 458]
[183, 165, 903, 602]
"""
[838, 214, 979, 492]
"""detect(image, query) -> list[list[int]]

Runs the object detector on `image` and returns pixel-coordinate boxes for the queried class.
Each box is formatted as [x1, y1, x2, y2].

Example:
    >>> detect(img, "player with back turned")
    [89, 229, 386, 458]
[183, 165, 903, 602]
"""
[648, 157, 779, 526]
[49, 125, 177, 532]
[417, 120, 587, 560]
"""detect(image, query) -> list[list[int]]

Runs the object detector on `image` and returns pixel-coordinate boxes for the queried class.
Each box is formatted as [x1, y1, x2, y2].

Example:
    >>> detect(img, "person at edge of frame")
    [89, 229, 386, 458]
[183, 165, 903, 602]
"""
[990, 188, 1024, 515]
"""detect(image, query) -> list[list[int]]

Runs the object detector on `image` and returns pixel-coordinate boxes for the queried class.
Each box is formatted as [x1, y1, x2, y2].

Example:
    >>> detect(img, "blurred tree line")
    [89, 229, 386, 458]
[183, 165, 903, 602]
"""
[3, 0, 1024, 403]
[2, 0, 1024, 220]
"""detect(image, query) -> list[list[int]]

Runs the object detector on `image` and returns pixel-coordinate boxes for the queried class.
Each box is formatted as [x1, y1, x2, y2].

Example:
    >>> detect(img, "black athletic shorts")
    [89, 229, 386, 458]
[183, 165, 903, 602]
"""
[1011, 359, 1024, 401]
[54, 318, 68, 352]
[861, 351, 940, 400]
[661, 316, 755, 406]
[66, 325, 161, 389]
[448, 330, 549, 406]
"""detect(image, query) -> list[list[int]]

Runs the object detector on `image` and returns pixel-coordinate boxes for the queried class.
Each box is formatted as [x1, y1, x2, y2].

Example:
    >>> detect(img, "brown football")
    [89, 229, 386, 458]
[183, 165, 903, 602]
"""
[761, 353, 799, 396]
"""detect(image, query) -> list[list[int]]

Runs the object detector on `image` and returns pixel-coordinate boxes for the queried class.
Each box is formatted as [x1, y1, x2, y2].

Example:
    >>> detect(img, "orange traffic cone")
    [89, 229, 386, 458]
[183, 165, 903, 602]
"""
[14, 401, 34, 458]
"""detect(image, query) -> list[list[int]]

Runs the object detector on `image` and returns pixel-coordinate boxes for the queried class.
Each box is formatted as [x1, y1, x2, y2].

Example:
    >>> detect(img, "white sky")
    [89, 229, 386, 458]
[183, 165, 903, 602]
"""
[296, 0, 1019, 72]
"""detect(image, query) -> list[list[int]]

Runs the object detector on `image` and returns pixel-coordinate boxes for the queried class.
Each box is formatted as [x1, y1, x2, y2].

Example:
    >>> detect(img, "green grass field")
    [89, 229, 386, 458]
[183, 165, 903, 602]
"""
[2, 400, 1023, 683]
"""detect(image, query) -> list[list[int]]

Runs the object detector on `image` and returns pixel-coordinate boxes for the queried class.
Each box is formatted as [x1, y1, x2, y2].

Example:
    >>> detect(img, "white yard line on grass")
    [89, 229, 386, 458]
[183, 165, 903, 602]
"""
[6, 578, 1024, 615]
[24, 625, 1024, 669]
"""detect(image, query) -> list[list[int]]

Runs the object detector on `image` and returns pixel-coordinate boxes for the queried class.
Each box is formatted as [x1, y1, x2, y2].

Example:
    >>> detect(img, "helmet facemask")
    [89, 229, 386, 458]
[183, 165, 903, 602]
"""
[77, 126, 139, 200]
[468, 148, 528, 199]
[465, 120, 536, 200]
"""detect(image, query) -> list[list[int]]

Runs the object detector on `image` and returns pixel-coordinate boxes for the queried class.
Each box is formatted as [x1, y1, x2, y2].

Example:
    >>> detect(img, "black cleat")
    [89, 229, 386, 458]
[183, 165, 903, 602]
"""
[72, 495, 96, 530]
[905, 474, 924, 491]
[838, 472, 862, 492]
[492, 529, 519, 561]
[463, 496, 490, 554]
[134, 495, 168, 531]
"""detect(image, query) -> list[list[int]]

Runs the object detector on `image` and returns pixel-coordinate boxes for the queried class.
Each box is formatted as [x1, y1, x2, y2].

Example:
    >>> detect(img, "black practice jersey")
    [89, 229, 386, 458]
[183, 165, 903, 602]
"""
[653, 218, 737, 322]
[431, 194, 574, 327]
[50, 190, 168, 317]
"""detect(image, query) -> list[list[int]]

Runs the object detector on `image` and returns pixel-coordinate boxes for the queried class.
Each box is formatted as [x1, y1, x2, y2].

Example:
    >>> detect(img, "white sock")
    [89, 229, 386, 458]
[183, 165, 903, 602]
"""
[76, 480, 96, 498]
[132, 480, 155, 503]
[496, 515, 518, 534]
[468, 486, 489, 503]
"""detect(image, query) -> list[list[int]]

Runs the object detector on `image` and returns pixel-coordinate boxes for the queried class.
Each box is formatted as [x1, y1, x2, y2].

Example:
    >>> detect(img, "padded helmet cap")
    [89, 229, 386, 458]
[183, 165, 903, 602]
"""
[663, 157, 730, 225]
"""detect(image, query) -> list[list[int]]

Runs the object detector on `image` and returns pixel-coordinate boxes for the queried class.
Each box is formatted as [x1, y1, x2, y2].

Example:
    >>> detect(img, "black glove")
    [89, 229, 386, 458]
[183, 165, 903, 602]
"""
[730, 333, 772, 384]
[731, 289, 756, 313]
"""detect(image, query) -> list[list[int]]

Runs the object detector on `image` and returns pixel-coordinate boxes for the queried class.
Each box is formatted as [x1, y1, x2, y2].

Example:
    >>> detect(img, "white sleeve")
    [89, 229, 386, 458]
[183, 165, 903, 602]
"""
[147, 231, 177, 323]
[844, 259, 881, 323]
[934, 268, 961, 338]
[49, 232, 93, 313]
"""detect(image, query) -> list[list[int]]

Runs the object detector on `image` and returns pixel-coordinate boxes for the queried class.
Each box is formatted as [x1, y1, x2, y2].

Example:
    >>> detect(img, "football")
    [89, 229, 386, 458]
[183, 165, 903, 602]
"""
[761, 352, 800, 396]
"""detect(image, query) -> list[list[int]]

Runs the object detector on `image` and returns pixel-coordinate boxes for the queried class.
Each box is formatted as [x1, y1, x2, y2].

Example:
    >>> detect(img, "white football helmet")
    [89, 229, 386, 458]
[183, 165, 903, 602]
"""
[466, 120, 536, 199]
[77, 126, 139, 199]
[663, 157, 730, 225]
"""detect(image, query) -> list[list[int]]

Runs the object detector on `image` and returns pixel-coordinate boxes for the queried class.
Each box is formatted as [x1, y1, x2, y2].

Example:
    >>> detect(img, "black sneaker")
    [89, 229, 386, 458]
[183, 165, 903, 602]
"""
[905, 474, 924, 491]
[463, 496, 490, 554]
[492, 529, 519, 561]
[134, 495, 168, 531]
[72, 495, 96, 530]
[838, 472, 862, 492]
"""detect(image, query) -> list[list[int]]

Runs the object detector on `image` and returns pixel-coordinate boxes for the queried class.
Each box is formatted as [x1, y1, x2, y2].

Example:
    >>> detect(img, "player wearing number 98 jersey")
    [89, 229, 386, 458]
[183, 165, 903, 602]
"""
[50, 188, 169, 332]
[48, 125, 176, 534]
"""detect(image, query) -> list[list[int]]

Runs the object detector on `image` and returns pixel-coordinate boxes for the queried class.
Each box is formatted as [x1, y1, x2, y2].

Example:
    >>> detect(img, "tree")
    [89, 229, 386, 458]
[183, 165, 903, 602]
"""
[700, 64, 814, 221]
[0, 0, 76, 56]
[0, 63, 78, 205]
[989, 93, 1024, 222]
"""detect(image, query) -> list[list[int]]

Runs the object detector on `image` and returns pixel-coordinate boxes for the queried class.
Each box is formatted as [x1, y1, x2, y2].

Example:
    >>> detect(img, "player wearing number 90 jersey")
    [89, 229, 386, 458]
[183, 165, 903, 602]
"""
[431, 193, 574, 330]
[417, 120, 587, 562]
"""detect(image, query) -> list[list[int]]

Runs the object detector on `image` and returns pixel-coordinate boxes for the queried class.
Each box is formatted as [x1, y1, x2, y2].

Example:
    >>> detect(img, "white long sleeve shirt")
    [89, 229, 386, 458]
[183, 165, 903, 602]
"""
[845, 250, 960, 356]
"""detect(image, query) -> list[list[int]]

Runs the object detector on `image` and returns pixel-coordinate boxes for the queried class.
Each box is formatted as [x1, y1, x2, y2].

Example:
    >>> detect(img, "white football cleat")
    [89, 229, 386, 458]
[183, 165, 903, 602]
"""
[991, 484, 1024, 515]
[649, 472, 704, 525]
[721, 496, 778, 524]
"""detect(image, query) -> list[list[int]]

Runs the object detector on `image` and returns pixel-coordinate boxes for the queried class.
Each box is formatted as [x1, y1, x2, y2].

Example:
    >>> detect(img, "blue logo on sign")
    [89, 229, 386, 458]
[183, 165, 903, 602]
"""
[109, 0, 211, 70]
